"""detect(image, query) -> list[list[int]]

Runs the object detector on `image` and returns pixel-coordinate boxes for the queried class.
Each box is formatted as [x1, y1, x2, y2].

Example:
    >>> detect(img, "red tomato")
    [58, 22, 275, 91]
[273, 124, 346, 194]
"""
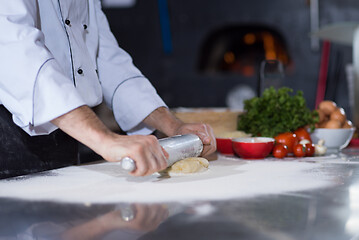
[305, 143, 315, 157]
[272, 144, 288, 158]
[274, 132, 298, 153]
[294, 128, 312, 142]
[293, 144, 306, 157]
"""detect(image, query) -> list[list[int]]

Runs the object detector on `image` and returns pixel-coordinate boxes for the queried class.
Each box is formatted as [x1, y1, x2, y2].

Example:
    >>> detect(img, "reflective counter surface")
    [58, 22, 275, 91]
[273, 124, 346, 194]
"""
[2, 149, 359, 240]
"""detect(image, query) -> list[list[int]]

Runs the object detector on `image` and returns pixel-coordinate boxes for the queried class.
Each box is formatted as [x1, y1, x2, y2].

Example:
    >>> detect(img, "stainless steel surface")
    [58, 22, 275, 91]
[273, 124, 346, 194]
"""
[4, 148, 359, 239]
[120, 134, 203, 172]
[119, 205, 135, 222]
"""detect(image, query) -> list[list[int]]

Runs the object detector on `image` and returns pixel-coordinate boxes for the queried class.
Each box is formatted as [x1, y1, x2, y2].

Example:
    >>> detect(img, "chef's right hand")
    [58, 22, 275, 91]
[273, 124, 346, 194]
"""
[50, 106, 168, 176]
[100, 134, 168, 176]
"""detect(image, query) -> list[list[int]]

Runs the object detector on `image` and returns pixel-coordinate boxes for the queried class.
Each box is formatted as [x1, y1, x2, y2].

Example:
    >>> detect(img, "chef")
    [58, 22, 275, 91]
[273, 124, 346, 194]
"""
[0, 0, 216, 178]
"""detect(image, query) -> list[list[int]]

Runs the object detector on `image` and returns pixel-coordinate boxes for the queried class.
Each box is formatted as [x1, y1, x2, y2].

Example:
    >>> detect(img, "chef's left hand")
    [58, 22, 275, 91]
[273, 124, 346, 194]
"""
[142, 107, 216, 156]
[174, 123, 216, 156]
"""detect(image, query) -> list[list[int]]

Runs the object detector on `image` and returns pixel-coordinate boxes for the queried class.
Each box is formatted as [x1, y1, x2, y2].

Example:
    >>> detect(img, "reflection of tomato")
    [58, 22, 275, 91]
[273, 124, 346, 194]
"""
[272, 144, 288, 158]
[293, 144, 305, 157]
[274, 132, 298, 153]
[305, 143, 315, 157]
[294, 128, 312, 142]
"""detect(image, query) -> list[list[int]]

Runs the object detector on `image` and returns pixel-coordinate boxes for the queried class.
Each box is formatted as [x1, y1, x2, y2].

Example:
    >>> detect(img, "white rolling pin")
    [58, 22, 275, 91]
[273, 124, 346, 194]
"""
[120, 134, 203, 172]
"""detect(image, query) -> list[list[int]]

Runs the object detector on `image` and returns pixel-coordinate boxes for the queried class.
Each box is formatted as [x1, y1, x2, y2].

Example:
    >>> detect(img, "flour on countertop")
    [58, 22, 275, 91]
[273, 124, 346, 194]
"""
[0, 157, 336, 204]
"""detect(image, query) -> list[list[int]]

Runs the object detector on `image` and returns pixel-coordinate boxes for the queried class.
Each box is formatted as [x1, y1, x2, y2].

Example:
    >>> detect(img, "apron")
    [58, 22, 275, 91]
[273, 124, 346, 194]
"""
[0, 105, 78, 179]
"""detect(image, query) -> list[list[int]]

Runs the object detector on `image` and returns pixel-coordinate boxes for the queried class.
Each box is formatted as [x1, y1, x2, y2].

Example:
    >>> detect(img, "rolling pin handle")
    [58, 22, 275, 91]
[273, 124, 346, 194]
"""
[120, 157, 136, 172]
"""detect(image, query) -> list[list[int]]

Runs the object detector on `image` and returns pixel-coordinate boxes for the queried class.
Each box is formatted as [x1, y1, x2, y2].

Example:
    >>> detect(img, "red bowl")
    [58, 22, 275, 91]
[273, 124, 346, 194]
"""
[216, 138, 234, 155]
[232, 137, 275, 159]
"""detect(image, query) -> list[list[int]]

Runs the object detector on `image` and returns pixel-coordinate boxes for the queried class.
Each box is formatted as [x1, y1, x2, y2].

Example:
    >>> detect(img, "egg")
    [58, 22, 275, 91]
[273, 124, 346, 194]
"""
[330, 108, 346, 125]
[343, 120, 353, 129]
[319, 100, 337, 115]
[324, 120, 342, 129]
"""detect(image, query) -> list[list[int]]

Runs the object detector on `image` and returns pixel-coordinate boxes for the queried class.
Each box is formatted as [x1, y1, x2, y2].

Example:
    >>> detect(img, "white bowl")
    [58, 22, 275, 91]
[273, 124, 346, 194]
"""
[310, 128, 355, 152]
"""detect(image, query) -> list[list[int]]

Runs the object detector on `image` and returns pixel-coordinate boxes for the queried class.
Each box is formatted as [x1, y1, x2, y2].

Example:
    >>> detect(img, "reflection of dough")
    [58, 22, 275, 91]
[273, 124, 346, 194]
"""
[166, 157, 209, 174]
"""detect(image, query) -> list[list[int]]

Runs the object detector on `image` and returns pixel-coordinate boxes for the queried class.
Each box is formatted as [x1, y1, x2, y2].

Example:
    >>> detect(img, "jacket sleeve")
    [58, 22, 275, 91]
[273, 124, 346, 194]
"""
[94, 0, 167, 135]
[0, 0, 86, 136]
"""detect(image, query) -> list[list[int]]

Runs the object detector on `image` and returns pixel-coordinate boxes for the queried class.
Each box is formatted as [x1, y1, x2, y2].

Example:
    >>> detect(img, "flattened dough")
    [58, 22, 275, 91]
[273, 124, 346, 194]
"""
[165, 157, 209, 174]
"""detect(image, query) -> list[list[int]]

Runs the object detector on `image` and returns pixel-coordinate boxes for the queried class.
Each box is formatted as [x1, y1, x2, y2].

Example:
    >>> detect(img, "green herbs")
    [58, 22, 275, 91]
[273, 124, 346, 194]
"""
[237, 87, 318, 137]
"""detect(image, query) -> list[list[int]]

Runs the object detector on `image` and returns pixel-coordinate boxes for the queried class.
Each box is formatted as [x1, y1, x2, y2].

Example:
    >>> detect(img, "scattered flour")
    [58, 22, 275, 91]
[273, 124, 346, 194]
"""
[0, 157, 336, 204]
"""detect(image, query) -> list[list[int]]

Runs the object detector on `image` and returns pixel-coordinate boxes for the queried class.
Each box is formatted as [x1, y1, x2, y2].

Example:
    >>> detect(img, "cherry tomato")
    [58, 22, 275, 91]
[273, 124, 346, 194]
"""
[274, 132, 298, 153]
[305, 143, 315, 157]
[294, 128, 312, 142]
[293, 144, 306, 157]
[272, 144, 288, 158]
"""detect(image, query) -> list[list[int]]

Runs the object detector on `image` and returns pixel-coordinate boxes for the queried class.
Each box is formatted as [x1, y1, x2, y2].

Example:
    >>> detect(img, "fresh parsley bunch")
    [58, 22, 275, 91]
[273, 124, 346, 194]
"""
[237, 87, 318, 137]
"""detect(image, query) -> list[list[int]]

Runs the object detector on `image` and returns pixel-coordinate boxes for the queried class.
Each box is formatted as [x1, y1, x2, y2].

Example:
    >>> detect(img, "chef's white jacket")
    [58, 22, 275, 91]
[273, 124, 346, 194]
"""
[0, 0, 166, 136]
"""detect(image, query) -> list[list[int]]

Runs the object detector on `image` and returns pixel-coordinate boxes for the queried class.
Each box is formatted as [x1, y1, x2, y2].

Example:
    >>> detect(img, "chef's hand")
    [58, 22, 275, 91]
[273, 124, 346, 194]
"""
[173, 123, 216, 156]
[100, 134, 169, 176]
[143, 107, 217, 156]
[51, 106, 168, 177]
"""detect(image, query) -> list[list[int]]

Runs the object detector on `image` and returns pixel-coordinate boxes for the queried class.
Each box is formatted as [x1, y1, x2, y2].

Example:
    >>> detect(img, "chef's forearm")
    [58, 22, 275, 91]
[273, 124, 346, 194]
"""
[51, 105, 168, 175]
[50, 105, 114, 155]
[143, 107, 183, 136]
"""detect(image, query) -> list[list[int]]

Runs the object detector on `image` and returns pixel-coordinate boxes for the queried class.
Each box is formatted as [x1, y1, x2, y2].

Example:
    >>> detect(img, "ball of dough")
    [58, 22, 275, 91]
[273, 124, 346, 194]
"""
[166, 157, 209, 174]
[324, 120, 341, 129]
[316, 109, 327, 123]
[343, 120, 353, 129]
[318, 100, 337, 116]
[330, 108, 346, 125]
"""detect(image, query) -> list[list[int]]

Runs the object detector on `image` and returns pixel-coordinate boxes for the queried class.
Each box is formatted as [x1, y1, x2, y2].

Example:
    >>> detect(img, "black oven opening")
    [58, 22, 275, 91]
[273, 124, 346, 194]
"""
[198, 25, 291, 77]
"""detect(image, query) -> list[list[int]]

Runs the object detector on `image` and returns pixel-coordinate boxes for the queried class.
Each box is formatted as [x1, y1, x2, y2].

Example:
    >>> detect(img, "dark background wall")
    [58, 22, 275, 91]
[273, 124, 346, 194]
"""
[103, 0, 359, 119]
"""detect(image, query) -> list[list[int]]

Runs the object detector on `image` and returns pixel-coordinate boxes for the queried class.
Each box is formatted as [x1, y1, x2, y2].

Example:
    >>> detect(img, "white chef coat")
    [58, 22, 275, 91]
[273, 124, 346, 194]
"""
[0, 0, 166, 136]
